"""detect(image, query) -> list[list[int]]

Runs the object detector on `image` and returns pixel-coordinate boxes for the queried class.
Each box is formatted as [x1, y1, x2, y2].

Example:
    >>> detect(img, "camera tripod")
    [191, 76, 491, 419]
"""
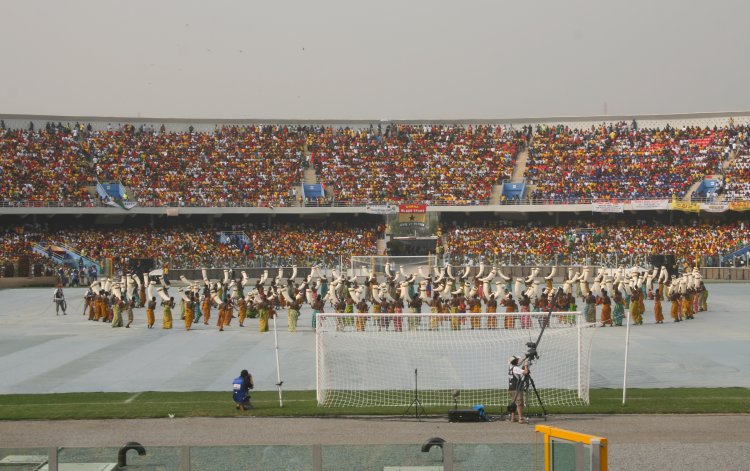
[506, 309, 553, 421]
[403, 368, 427, 421]
[508, 363, 548, 419]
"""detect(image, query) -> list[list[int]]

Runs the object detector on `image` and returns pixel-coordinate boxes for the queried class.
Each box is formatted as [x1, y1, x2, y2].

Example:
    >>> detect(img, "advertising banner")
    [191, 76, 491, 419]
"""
[398, 204, 427, 213]
[700, 202, 729, 213]
[592, 202, 624, 213]
[631, 199, 669, 210]
[670, 201, 701, 213]
[365, 204, 398, 214]
[729, 201, 750, 212]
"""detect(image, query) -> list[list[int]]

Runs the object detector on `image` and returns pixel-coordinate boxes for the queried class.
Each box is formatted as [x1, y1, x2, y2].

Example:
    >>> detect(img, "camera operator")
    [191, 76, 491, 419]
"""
[508, 355, 529, 424]
[232, 369, 254, 411]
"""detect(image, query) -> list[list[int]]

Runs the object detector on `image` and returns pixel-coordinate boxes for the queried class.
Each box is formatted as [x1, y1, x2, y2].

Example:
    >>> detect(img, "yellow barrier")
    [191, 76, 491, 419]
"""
[535, 425, 607, 471]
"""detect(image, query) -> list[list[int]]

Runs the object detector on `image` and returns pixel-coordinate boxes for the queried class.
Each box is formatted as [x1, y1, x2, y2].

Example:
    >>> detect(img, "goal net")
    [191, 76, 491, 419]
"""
[349, 255, 439, 278]
[316, 312, 595, 409]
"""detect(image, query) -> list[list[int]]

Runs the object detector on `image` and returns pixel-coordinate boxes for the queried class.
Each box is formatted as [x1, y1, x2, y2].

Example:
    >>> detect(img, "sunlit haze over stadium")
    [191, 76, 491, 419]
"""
[1, 0, 749, 119]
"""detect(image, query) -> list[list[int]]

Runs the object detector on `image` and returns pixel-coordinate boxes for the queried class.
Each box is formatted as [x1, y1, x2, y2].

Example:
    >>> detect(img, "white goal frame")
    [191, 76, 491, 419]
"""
[315, 311, 594, 409]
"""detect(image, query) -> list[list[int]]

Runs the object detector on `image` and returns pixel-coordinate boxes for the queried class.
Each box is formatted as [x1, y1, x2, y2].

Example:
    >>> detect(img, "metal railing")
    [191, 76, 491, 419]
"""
[0, 442, 546, 471]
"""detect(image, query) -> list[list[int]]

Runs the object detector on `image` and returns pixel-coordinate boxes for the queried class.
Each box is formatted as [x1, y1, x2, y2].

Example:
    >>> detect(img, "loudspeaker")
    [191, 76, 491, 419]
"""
[448, 409, 482, 422]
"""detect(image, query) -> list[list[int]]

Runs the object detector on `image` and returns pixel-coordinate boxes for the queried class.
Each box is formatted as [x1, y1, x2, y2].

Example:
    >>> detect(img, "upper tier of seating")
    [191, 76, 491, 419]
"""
[525, 122, 738, 202]
[2, 120, 749, 207]
[723, 139, 750, 201]
[307, 124, 524, 205]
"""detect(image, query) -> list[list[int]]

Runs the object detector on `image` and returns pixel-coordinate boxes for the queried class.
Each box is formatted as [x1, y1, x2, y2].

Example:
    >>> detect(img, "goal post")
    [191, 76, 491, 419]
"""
[349, 254, 439, 278]
[316, 312, 595, 409]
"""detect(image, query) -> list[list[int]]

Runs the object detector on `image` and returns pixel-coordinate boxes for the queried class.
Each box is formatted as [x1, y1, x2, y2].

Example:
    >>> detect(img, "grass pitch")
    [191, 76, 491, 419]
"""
[0, 388, 747, 420]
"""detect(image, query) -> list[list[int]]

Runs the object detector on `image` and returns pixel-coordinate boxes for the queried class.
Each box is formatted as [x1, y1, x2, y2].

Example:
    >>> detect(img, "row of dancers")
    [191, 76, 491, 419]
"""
[78, 262, 710, 332]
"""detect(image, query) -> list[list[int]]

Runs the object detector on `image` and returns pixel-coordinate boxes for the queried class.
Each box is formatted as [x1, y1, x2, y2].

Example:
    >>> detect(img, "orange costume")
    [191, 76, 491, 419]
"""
[202, 297, 211, 325]
[469, 298, 482, 329]
[654, 297, 664, 324]
[503, 297, 517, 329]
[486, 296, 498, 329]
[238, 298, 247, 327]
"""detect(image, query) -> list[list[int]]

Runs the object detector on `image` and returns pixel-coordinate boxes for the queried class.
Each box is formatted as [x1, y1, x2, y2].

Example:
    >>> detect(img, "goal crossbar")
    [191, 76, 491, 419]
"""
[315, 311, 595, 409]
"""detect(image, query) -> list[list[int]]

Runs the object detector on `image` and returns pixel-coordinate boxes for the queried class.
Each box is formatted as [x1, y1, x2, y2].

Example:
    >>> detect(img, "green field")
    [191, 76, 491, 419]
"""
[0, 388, 747, 420]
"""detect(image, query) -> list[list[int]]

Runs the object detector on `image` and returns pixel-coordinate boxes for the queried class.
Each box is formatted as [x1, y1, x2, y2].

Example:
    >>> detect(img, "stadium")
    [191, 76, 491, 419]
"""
[2, 1, 750, 470]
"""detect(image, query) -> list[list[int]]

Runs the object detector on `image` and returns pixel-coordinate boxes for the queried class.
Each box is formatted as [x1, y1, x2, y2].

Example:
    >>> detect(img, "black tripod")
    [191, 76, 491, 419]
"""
[513, 364, 548, 418]
[506, 309, 552, 421]
[403, 368, 427, 420]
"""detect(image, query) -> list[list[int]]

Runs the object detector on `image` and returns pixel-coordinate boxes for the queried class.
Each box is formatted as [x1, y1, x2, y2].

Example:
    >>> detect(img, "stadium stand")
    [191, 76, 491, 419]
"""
[0, 125, 94, 205]
[524, 122, 736, 202]
[3, 119, 750, 207]
[723, 144, 750, 201]
[0, 219, 382, 276]
[443, 219, 750, 267]
[3, 115, 750, 281]
[306, 124, 525, 205]
[4, 217, 750, 279]
[84, 124, 307, 207]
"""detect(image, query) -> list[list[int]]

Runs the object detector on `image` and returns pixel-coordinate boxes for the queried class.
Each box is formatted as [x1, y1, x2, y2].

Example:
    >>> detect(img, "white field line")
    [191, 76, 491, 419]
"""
[124, 392, 143, 403]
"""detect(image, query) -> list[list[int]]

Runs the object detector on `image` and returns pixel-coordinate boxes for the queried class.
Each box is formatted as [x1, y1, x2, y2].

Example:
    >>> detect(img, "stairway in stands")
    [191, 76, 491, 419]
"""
[510, 147, 530, 183]
[295, 142, 322, 206]
[304, 167, 317, 184]
[491, 139, 532, 204]
[716, 147, 738, 202]
[489, 185, 503, 205]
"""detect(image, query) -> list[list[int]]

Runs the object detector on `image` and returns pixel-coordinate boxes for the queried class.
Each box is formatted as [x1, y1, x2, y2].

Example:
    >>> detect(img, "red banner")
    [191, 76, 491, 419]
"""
[399, 204, 427, 213]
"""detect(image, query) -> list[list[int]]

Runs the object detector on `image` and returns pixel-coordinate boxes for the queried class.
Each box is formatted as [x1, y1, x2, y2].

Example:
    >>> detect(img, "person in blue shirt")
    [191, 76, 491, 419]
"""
[232, 370, 254, 411]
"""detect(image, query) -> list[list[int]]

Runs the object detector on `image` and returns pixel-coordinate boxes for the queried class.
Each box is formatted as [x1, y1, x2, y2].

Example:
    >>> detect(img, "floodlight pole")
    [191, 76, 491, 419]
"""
[272, 313, 284, 407]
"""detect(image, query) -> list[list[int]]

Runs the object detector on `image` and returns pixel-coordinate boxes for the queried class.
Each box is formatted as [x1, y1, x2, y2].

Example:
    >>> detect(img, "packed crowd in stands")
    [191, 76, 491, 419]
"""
[0, 123, 94, 205]
[4, 218, 750, 278]
[84, 124, 306, 207]
[723, 136, 750, 201]
[306, 124, 526, 205]
[4, 119, 750, 206]
[0, 221, 382, 274]
[525, 122, 739, 202]
[443, 219, 750, 266]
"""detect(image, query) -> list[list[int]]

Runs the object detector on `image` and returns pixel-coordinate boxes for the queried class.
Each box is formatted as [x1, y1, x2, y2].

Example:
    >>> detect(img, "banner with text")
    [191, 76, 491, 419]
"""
[592, 202, 624, 213]
[700, 202, 729, 213]
[730, 201, 750, 212]
[670, 201, 701, 213]
[365, 204, 398, 214]
[631, 199, 669, 211]
[397, 204, 427, 228]
[399, 204, 427, 213]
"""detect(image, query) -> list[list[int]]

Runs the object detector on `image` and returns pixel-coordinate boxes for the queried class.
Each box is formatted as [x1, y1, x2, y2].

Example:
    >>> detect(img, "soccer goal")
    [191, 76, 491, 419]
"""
[315, 312, 595, 409]
[349, 254, 439, 278]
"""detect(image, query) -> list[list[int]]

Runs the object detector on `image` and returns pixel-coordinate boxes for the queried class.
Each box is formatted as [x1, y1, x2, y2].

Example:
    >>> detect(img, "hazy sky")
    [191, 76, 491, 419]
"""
[1, 0, 748, 120]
